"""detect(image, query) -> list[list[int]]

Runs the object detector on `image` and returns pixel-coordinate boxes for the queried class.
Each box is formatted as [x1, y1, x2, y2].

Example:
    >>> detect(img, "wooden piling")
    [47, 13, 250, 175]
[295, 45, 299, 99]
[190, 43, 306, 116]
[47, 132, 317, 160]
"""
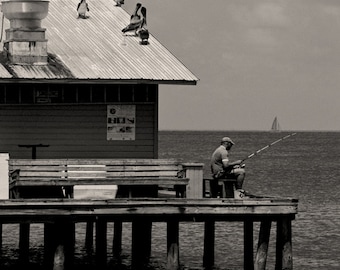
[203, 220, 215, 267]
[244, 220, 254, 270]
[113, 221, 123, 256]
[0, 223, 2, 249]
[0, 198, 297, 269]
[254, 220, 272, 270]
[44, 221, 75, 270]
[167, 221, 180, 270]
[132, 220, 153, 268]
[275, 217, 293, 270]
[85, 221, 94, 250]
[53, 244, 65, 270]
[19, 223, 30, 263]
[95, 218, 107, 268]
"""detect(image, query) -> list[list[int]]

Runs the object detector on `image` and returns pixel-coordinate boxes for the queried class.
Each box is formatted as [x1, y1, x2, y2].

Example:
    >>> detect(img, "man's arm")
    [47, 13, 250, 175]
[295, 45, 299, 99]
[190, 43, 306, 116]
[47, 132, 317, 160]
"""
[223, 159, 242, 170]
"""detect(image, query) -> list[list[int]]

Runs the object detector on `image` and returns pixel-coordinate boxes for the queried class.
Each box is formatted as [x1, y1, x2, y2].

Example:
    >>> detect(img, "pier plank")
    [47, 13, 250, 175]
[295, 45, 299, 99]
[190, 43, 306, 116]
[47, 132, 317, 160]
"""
[0, 198, 297, 269]
[0, 199, 298, 223]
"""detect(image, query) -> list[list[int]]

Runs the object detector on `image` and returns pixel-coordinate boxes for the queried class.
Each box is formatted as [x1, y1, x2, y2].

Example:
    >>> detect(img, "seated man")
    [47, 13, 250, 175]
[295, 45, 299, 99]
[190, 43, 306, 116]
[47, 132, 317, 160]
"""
[210, 137, 246, 198]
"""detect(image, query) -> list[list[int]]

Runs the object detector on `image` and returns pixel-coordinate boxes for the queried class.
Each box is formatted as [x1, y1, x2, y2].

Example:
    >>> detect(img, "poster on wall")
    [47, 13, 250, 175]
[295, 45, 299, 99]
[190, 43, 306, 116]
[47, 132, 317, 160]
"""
[107, 105, 136, 140]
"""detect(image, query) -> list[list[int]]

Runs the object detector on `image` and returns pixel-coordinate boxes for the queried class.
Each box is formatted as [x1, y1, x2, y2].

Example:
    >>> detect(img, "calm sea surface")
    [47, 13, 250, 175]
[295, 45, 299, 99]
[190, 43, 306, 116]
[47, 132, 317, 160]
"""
[1, 131, 339, 269]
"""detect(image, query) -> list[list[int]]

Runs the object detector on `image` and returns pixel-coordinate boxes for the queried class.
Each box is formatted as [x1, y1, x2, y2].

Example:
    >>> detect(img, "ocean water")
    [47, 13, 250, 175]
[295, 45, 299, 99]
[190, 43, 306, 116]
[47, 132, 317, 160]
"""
[1, 131, 339, 269]
[158, 131, 340, 270]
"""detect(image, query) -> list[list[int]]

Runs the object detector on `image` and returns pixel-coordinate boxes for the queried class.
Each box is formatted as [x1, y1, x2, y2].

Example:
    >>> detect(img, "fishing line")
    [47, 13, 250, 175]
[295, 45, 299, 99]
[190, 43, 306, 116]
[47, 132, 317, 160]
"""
[241, 132, 297, 163]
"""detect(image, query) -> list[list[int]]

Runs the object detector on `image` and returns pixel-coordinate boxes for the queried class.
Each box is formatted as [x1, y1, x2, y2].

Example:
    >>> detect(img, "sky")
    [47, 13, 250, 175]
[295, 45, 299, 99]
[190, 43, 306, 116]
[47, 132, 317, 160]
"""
[124, 0, 340, 131]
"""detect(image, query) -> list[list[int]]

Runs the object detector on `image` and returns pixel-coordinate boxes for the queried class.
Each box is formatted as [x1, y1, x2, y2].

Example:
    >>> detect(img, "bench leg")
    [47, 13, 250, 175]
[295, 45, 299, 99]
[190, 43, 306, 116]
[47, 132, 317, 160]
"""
[209, 180, 234, 198]
[223, 181, 234, 198]
[174, 185, 186, 198]
[10, 188, 20, 199]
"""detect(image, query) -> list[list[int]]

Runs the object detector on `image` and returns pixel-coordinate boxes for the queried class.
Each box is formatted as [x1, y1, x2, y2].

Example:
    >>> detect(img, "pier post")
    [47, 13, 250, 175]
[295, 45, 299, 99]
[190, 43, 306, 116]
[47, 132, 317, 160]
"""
[275, 217, 293, 270]
[44, 221, 75, 269]
[95, 218, 107, 268]
[132, 219, 152, 268]
[0, 223, 2, 248]
[113, 221, 123, 256]
[244, 220, 254, 270]
[44, 223, 54, 268]
[203, 220, 215, 267]
[167, 220, 180, 270]
[85, 221, 94, 250]
[19, 223, 30, 263]
[254, 220, 271, 270]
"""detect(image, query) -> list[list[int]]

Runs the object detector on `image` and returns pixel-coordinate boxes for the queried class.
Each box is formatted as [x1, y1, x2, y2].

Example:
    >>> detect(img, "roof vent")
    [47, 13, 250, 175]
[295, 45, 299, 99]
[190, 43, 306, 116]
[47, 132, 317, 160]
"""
[1, 0, 49, 65]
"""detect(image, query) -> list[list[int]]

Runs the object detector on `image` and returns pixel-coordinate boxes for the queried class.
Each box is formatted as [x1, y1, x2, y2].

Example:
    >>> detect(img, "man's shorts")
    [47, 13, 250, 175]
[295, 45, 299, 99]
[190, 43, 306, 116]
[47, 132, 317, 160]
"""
[213, 167, 245, 179]
[228, 167, 245, 176]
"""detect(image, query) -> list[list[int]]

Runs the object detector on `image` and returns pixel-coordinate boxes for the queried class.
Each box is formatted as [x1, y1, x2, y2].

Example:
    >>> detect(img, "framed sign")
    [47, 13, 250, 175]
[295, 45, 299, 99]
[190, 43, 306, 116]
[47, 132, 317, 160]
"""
[107, 105, 136, 140]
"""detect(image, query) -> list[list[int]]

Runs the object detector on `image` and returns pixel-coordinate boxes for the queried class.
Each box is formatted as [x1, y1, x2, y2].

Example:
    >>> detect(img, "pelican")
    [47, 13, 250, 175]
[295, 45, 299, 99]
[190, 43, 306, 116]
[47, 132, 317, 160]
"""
[121, 3, 142, 34]
[130, 3, 142, 23]
[77, 0, 89, 19]
[114, 0, 124, 7]
[137, 7, 149, 45]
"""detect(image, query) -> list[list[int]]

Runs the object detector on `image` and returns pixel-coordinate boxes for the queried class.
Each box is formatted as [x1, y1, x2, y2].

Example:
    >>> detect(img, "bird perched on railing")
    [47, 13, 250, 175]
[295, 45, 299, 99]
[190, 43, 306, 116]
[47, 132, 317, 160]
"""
[114, 0, 124, 7]
[121, 3, 143, 35]
[136, 7, 149, 45]
[77, 0, 89, 19]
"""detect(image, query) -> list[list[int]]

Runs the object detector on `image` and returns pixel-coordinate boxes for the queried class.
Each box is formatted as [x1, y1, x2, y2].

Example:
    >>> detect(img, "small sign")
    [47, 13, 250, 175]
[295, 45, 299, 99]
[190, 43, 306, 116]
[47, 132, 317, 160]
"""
[107, 105, 136, 140]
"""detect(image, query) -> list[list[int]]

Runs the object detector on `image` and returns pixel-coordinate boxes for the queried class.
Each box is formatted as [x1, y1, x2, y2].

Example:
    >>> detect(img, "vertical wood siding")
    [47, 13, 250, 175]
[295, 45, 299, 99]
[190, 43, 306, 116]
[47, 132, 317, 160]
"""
[0, 104, 157, 159]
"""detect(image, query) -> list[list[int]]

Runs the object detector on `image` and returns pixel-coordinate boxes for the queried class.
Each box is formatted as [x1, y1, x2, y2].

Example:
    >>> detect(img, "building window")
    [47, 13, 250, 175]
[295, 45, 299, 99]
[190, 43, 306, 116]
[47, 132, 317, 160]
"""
[4, 85, 20, 104]
[0, 84, 156, 104]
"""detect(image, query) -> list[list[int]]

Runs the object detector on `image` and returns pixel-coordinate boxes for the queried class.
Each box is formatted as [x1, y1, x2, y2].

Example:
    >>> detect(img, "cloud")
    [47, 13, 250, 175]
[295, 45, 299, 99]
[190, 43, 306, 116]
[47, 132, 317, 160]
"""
[246, 27, 278, 47]
[135, 0, 340, 130]
[254, 2, 289, 27]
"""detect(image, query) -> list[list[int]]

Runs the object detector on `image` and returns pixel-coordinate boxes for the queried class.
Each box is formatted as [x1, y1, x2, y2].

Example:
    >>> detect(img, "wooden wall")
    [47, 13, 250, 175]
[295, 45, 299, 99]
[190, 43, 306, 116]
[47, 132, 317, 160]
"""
[0, 103, 158, 159]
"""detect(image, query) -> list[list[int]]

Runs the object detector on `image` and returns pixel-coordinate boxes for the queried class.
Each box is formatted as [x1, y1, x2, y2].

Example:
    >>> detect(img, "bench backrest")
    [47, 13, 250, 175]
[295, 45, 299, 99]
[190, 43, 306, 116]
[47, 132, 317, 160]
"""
[9, 159, 184, 180]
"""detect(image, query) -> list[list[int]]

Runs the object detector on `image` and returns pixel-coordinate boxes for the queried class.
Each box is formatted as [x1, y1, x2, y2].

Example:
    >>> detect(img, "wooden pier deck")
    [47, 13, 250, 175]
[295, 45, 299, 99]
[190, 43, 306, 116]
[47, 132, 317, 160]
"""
[0, 197, 298, 270]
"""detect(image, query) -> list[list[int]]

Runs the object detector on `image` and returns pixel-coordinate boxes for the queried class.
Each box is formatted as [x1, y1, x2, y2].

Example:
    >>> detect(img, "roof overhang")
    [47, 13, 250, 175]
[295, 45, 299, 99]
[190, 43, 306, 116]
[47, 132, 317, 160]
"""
[0, 0, 199, 85]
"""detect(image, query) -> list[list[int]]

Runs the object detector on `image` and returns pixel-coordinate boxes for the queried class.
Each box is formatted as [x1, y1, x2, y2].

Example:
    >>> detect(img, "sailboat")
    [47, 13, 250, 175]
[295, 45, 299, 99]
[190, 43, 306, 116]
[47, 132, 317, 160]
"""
[271, 116, 281, 132]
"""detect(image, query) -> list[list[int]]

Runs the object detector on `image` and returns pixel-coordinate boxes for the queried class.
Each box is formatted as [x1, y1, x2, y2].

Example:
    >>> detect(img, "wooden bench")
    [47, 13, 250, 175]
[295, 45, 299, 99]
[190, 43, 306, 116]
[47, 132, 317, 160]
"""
[9, 159, 189, 199]
[203, 177, 236, 198]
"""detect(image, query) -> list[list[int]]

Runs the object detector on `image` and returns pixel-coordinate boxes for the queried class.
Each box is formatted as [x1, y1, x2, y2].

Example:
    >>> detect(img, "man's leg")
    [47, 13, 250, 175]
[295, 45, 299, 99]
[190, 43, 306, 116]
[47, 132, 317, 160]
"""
[230, 168, 245, 190]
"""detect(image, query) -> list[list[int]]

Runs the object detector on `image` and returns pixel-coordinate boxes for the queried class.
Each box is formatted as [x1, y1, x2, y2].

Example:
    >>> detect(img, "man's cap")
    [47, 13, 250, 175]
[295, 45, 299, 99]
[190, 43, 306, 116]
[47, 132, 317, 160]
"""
[221, 137, 235, 145]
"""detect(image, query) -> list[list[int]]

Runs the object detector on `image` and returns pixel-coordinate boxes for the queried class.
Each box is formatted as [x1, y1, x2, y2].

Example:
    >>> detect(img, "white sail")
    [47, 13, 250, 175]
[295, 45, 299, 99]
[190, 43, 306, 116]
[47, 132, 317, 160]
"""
[271, 117, 281, 132]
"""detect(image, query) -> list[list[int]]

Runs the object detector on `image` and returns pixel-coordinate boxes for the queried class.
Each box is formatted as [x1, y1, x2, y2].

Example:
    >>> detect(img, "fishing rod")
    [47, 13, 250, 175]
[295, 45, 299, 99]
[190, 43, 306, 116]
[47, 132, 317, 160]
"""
[241, 132, 297, 163]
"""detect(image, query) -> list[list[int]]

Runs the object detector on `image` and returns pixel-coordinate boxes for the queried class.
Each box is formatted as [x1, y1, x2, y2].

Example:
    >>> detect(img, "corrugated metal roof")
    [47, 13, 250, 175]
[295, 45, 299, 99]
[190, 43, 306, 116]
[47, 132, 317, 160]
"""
[0, 0, 198, 84]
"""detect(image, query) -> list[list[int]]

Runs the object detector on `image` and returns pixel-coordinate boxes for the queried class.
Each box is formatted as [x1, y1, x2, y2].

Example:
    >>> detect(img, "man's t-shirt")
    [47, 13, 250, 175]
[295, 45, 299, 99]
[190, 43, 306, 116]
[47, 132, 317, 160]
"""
[210, 145, 229, 175]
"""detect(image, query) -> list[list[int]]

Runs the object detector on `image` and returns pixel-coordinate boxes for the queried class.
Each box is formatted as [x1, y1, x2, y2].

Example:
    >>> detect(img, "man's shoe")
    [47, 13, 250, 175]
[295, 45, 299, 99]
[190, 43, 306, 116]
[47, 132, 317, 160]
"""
[244, 190, 256, 197]
[234, 189, 254, 199]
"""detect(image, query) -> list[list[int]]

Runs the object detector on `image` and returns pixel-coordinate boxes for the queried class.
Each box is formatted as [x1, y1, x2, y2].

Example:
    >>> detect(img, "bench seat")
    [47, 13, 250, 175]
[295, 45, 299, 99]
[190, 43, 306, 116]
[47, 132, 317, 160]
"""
[9, 159, 189, 199]
[203, 178, 236, 198]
